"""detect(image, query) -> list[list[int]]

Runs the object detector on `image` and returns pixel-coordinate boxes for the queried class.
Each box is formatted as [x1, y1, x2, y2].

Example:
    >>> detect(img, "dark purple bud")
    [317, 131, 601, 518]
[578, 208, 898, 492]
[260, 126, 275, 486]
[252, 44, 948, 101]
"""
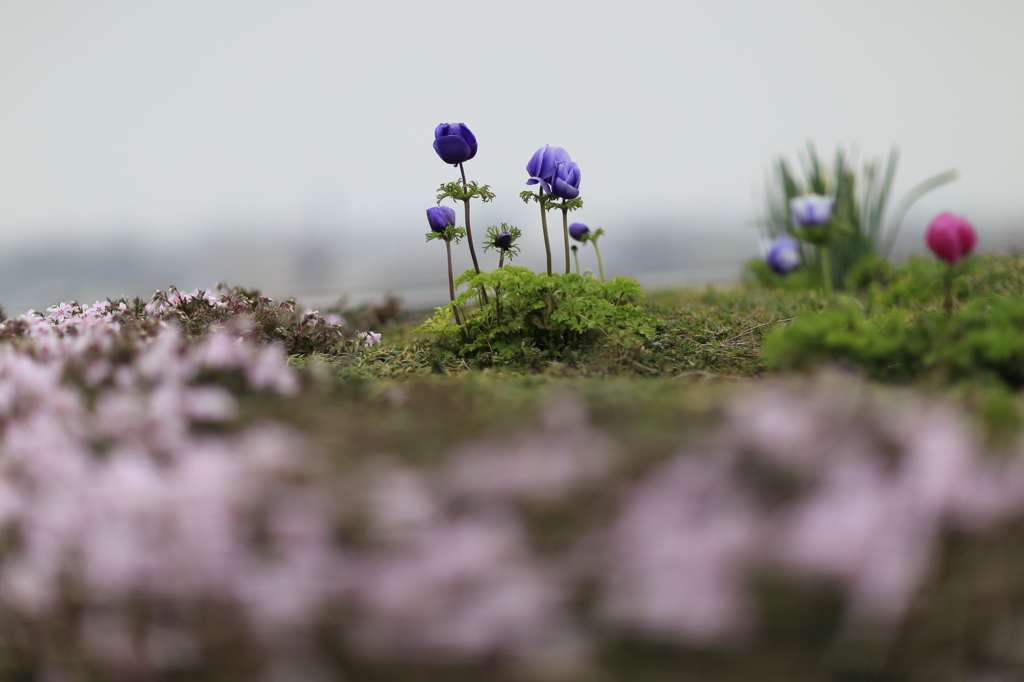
[494, 231, 513, 250]
[549, 161, 581, 200]
[766, 235, 801, 274]
[433, 123, 478, 165]
[569, 222, 590, 242]
[426, 205, 457, 233]
[526, 145, 572, 193]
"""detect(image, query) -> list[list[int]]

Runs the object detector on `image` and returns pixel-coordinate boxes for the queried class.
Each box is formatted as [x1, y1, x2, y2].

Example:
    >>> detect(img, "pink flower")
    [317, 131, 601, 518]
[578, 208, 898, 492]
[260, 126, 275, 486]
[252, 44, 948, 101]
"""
[357, 331, 382, 348]
[926, 212, 976, 264]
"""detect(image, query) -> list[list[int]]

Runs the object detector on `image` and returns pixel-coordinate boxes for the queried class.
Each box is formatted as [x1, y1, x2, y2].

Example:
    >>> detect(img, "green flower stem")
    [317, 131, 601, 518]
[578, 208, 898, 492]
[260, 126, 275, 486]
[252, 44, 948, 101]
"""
[560, 202, 571, 274]
[459, 163, 488, 304]
[539, 188, 552, 276]
[818, 243, 834, 296]
[494, 284, 503, 327]
[944, 266, 954, 315]
[592, 240, 606, 282]
[445, 239, 463, 326]
[572, 246, 580, 275]
[458, 163, 481, 275]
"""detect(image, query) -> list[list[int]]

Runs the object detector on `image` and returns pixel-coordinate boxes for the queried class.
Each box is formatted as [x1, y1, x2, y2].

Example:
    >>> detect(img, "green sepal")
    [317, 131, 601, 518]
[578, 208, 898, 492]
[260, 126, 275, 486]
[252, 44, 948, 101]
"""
[482, 223, 523, 261]
[558, 197, 584, 213]
[424, 226, 466, 244]
[519, 190, 562, 212]
[436, 180, 495, 204]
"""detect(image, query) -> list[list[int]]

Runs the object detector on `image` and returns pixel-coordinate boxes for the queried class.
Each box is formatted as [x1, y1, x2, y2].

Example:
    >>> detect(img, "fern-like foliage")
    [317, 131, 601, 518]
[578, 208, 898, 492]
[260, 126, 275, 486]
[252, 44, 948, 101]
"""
[417, 267, 657, 364]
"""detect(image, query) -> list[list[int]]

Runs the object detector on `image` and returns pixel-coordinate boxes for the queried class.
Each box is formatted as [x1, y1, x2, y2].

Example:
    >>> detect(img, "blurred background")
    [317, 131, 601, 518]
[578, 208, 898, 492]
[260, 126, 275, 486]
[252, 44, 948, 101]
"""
[0, 0, 1022, 315]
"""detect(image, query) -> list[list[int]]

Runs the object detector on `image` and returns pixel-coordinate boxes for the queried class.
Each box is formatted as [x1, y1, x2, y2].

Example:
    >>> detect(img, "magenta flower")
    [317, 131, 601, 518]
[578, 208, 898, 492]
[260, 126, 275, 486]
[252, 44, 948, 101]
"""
[926, 212, 976, 265]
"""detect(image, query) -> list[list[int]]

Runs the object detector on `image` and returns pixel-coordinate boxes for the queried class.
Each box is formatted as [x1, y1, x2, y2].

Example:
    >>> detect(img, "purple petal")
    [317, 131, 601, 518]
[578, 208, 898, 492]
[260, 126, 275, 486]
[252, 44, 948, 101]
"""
[433, 136, 473, 165]
[551, 177, 580, 200]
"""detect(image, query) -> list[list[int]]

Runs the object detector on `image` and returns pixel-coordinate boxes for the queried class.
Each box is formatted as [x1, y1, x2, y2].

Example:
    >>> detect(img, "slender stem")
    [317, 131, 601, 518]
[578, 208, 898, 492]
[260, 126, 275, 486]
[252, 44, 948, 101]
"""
[459, 164, 481, 275]
[572, 247, 580, 276]
[539, 188, 552, 276]
[592, 241, 606, 282]
[560, 203, 570, 274]
[498, 252, 505, 269]
[944, 267, 953, 315]
[494, 284, 503, 327]
[819, 243, 834, 297]
[446, 239, 463, 326]
[458, 163, 488, 304]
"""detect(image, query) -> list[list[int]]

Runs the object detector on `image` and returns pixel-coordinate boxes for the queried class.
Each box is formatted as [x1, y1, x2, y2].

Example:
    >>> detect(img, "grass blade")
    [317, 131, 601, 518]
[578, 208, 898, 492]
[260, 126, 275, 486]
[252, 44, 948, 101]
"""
[881, 169, 959, 257]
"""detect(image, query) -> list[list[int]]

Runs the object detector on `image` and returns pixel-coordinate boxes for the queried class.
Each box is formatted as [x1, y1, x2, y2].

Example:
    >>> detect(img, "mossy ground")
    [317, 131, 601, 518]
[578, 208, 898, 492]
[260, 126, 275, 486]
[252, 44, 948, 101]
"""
[253, 252, 1024, 465]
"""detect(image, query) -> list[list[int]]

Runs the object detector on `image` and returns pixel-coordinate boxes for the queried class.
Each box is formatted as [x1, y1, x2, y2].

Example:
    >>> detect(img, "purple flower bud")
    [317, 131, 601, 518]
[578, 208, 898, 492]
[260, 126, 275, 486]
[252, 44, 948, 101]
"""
[766, 236, 801, 275]
[789, 194, 834, 228]
[569, 222, 590, 242]
[426, 206, 457, 233]
[493, 231, 512, 250]
[549, 161, 581, 200]
[526, 145, 572, 193]
[433, 123, 478, 165]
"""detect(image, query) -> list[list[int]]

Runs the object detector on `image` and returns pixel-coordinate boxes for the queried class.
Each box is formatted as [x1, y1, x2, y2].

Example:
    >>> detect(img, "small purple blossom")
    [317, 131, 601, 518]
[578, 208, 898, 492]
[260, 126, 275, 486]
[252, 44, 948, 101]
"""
[766, 235, 801, 275]
[569, 223, 590, 242]
[426, 206, 457, 233]
[790, 194, 834, 227]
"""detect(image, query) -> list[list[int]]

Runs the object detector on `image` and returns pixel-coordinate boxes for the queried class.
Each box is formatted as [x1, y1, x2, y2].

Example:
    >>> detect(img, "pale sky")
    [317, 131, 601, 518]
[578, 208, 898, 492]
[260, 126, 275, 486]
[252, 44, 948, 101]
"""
[1, 0, 1022, 251]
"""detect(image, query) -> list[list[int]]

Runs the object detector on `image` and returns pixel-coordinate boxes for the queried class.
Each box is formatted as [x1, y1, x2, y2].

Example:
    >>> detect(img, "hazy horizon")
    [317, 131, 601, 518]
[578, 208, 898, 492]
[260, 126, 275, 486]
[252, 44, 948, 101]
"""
[2, 2, 1022, 246]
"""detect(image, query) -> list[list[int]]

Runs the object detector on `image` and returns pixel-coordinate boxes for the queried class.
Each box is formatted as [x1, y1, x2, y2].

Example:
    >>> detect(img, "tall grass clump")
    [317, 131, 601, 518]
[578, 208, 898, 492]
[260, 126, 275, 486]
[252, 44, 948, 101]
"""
[754, 141, 958, 291]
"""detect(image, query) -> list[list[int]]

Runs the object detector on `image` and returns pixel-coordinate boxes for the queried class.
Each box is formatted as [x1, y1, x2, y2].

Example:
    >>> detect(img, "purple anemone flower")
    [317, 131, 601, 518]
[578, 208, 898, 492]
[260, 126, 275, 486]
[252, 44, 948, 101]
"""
[426, 206, 457, 233]
[433, 123, 478, 165]
[494, 231, 513, 250]
[550, 161, 581, 200]
[766, 236, 801, 275]
[526, 145, 572, 193]
[789, 194, 834, 228]
[569, 223, 590, 242]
